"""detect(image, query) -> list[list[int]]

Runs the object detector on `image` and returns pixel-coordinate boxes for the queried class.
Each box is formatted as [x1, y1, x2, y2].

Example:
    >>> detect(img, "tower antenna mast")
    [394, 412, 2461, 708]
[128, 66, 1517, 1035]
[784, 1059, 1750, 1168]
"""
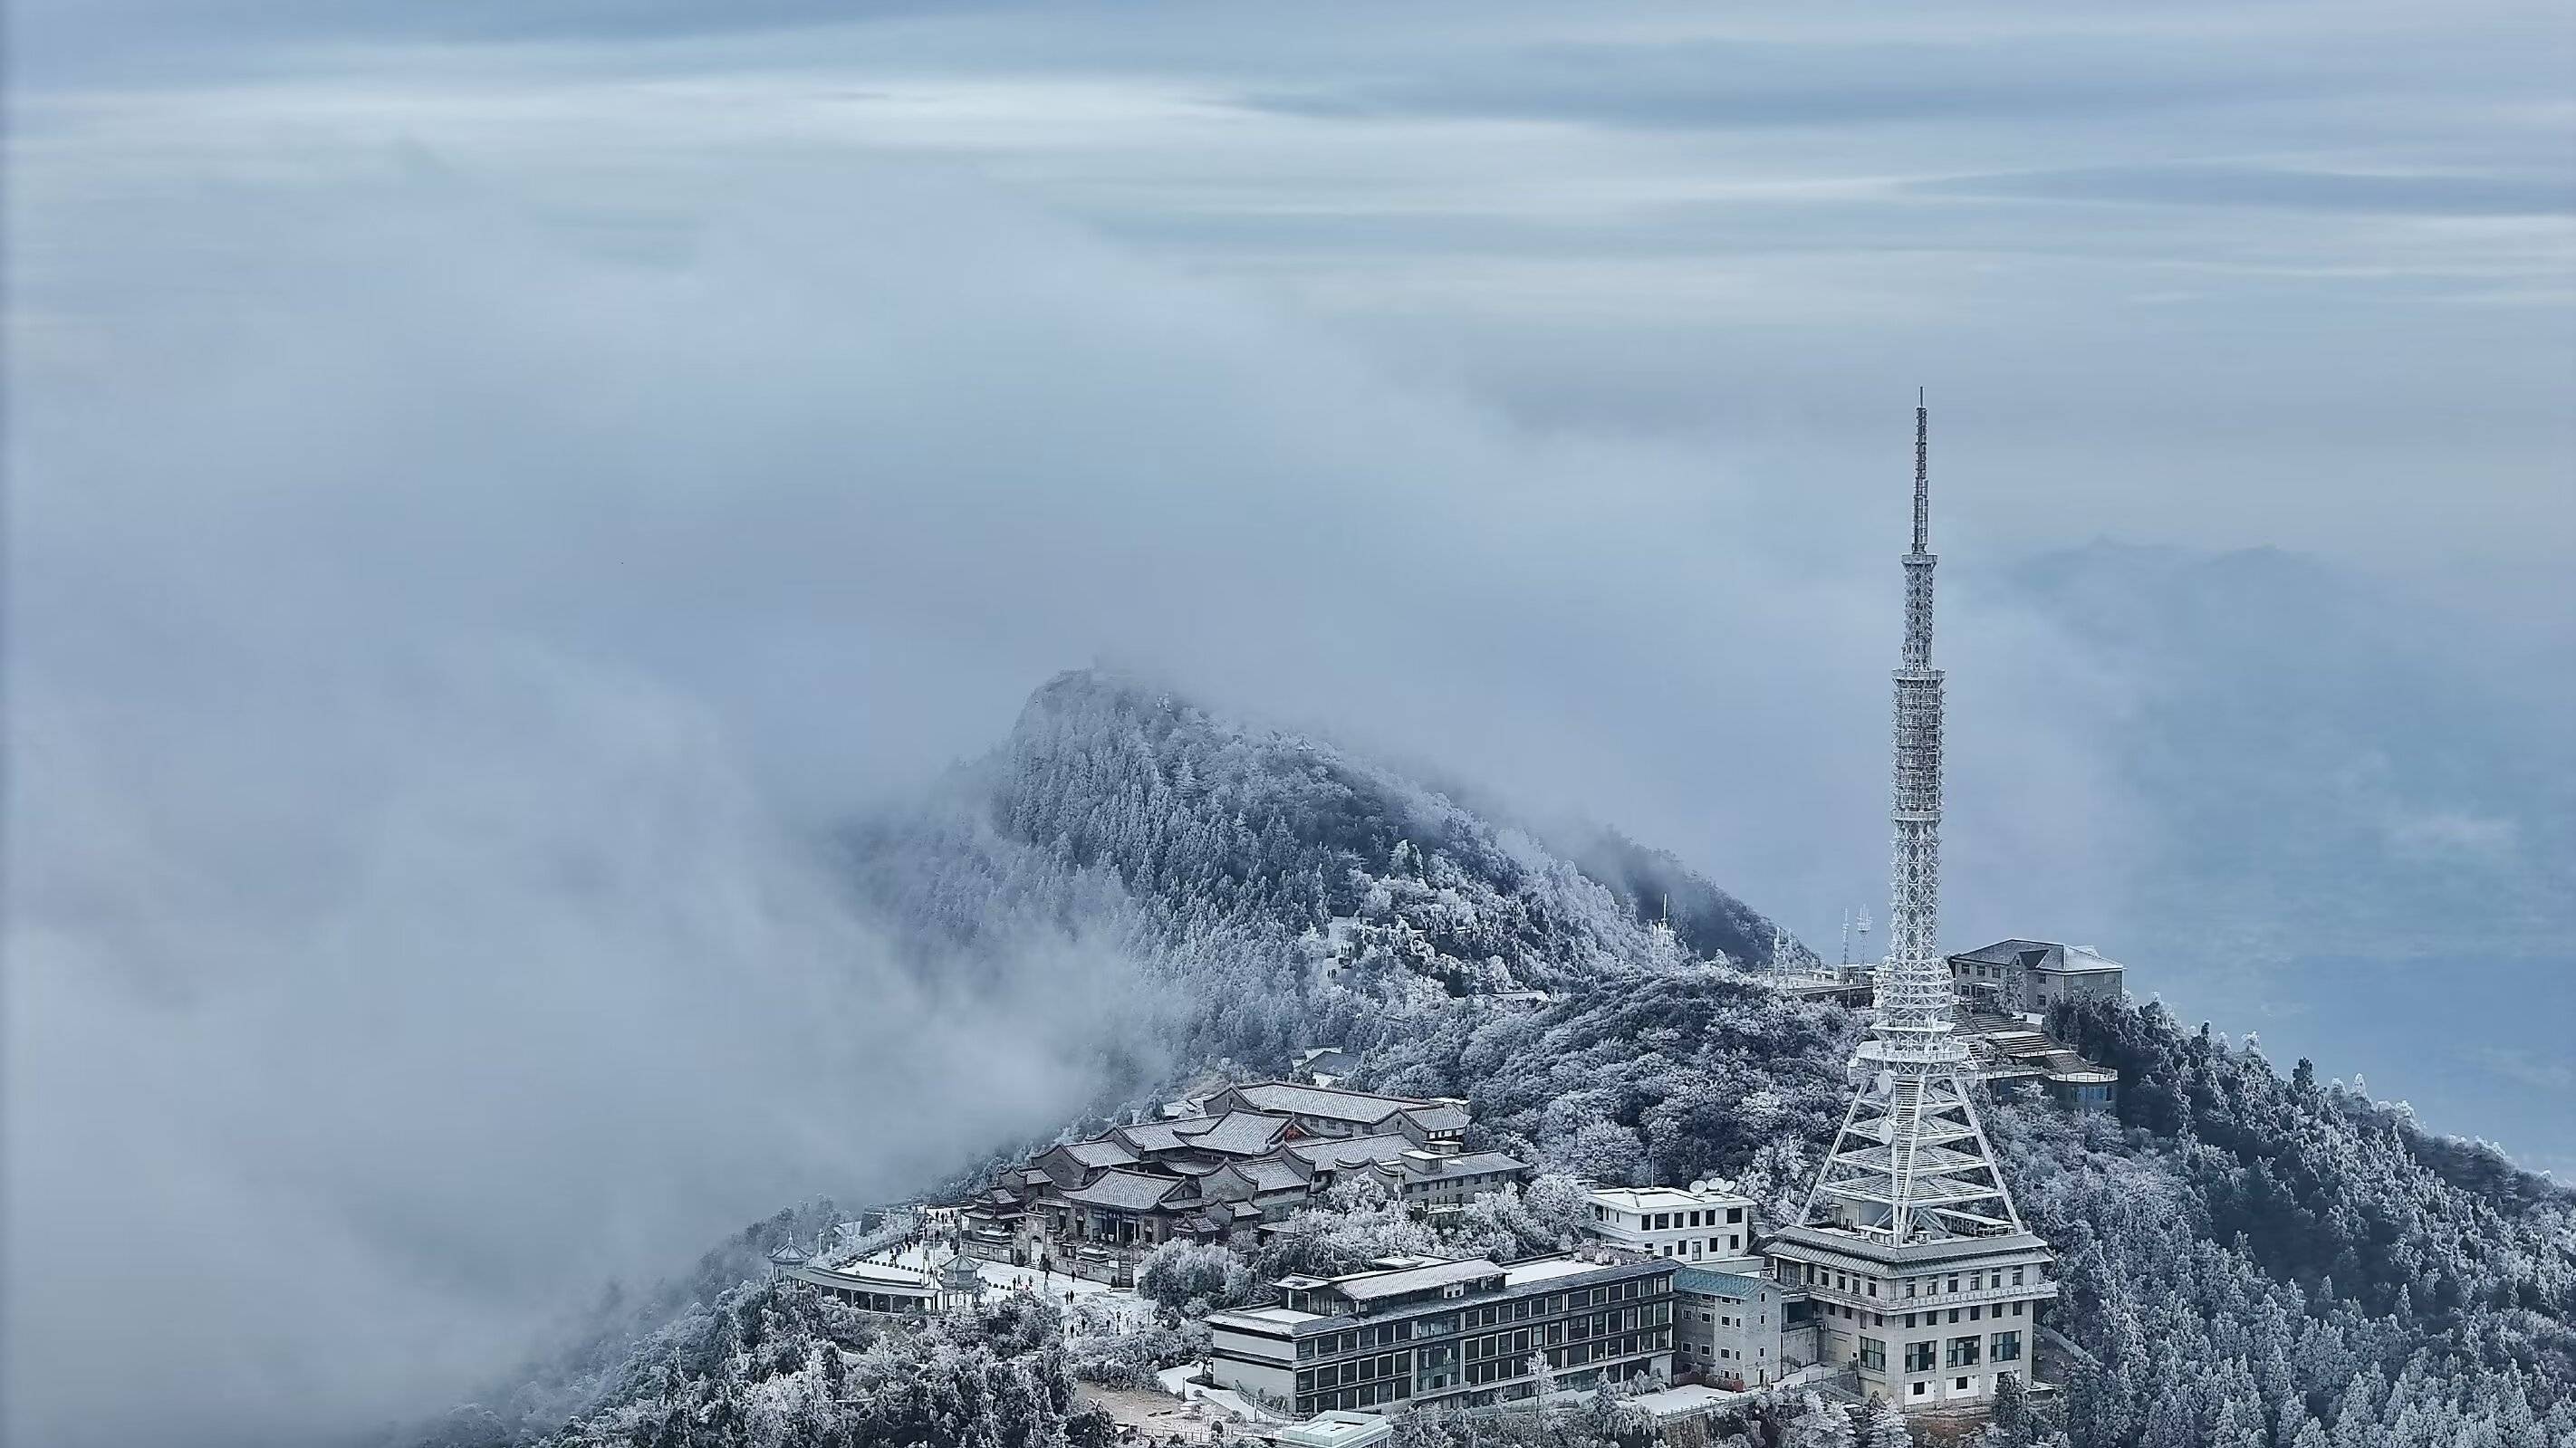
[1788, 390, 2028, 1243]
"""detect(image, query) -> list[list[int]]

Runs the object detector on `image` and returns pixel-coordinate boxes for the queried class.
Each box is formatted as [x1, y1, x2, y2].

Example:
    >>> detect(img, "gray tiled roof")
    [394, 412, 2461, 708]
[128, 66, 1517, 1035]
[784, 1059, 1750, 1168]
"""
[1400, 1103, 1471, 1135]
[1285, 1133, 1418, 1169]
[1948, 938, 2059, 968]
[1228, 1081, 1419, 1124]
[1182, 1111, 1294, 1156]
[1336, 1259, 1506, 1302]
[1949, 939, 2123, 975]
[1062, 1139, 1140, 1168]
[1409, 1150, 1528, 1178]
[1062, 1170, 1187, 1212]
[1239, 1157, 1312, 1192]
[1116, 1122, 1189, 1153]
[1675, 1267, 1769, 1299]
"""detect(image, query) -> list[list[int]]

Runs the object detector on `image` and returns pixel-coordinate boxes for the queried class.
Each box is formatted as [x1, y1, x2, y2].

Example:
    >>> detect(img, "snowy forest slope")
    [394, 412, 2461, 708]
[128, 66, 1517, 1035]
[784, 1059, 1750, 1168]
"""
[421, 670, 2576, 1448]
[840, 670, 1789, 1078]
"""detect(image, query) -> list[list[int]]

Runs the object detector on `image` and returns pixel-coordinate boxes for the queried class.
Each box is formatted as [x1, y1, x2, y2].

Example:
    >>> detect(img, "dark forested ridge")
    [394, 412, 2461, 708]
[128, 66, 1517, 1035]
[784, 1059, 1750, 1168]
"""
[425, 670, 2576, 1448]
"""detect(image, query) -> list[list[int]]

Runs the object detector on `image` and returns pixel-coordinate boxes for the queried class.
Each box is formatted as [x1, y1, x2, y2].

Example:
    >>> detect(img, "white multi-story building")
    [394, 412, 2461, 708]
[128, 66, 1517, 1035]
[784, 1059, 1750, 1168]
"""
[1673, 1267, 1784, 1389]
[1582, 1184, 1763, 1272]
[1206, 1254, 1677, 1417]
[1768, 1235, 2052, 1408]
[1947, 939, 2124, 1018]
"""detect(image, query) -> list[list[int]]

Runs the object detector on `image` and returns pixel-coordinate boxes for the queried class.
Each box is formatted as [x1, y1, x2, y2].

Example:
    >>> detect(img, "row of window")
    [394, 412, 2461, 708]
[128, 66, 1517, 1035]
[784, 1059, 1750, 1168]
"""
[1908, 1301, 2025, 1328]
[1794, 1262, 2029, 1300]
[1293, 1277, 1671, 1360]
[1405, 1328, 1675, 1393]
[1294, 1320, 1412, 1359]
[1401, 1172, 1504, 1202]
[1821, 1298, 2028, 1335]
[1649, 1236, 1743, 1258]
[1299, 1377, 1408, 1414]
[1908, 1370, 2021, 1402]
[1639, 1206, 1743, 1231]
[1553, 1329, 1668, 1373]
[1454, 1276, 1659, 1329]
[1297, 1353, 1409, 1394]
[1862, 1332, 2021, 1375]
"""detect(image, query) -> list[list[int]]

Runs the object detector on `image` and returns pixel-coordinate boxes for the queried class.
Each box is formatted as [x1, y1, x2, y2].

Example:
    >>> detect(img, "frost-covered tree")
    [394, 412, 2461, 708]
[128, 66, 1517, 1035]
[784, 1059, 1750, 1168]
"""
[1136, 1240, 1251, 1318]
[1781, 1394, 1857, 1448]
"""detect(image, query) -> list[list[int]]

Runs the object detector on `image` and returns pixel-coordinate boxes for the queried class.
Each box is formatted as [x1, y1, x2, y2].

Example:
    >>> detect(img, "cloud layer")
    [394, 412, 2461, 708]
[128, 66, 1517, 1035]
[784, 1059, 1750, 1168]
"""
[4, 125, 2157, 1445]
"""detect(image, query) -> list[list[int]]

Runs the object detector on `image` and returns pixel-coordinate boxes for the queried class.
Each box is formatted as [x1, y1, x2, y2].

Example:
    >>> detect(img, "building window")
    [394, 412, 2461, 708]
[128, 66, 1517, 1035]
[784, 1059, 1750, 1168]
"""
[1993, 1332, 2022, 1363]
[1910, 1383, 1927, 1399]
[1955, 1376, 1972, 1393]
[1859, 1338, 1886, 1372]
[1904, 1281, 1917, 1299]
[2012, 1267, 2025, 1286]
[1904, 1342, 1936, 1374]
[1947, 1336, 1981, 1367]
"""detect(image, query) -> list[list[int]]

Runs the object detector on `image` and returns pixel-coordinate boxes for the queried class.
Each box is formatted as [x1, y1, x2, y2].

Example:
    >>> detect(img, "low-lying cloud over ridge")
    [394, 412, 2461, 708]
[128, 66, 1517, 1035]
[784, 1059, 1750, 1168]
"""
[6, 144, 2142, 1447]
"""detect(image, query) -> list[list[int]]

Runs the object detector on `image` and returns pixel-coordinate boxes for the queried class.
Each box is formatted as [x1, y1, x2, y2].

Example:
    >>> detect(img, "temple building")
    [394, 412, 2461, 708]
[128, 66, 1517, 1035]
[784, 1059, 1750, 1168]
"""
[964, 1080, 1530, 1270]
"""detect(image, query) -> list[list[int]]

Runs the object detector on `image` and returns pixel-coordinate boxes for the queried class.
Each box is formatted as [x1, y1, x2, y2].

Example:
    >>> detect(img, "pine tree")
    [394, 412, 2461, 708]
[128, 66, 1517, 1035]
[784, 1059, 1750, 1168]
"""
[1859, 1400, 1911, 1448]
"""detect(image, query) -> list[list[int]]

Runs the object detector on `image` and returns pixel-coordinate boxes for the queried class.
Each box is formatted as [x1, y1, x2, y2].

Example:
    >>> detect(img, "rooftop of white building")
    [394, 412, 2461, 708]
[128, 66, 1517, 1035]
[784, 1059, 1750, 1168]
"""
[1585, 1183, 1753, 1213]
[787, 1259, 938, 1293]
[1209, 1253, 1671, 1335]
[1947, 939, 2124, 975]
[1673, 1266, 1770, 1298]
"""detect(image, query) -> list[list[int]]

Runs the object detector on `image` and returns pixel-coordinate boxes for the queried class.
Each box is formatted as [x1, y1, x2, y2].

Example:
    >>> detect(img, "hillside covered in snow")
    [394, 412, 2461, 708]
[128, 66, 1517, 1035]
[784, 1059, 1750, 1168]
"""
[837, 669, 1793, 1080]
[418, 670, 2576, 1448]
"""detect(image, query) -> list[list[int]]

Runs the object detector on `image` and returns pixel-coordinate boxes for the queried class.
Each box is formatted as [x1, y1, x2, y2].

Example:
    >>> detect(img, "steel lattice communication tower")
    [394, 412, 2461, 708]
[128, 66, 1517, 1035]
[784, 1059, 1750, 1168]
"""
[1793, 393, 2028, 1244]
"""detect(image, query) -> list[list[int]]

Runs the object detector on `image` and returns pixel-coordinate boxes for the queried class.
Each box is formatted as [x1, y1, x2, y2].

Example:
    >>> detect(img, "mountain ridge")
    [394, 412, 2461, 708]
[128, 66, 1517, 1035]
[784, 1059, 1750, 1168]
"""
[421, 667, 2575, 1448]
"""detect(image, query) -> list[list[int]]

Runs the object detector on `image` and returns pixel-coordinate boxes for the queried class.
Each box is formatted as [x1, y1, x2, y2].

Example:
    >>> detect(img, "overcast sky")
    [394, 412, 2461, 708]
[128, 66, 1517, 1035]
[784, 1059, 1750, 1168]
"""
[6, 4, 2572, 1444]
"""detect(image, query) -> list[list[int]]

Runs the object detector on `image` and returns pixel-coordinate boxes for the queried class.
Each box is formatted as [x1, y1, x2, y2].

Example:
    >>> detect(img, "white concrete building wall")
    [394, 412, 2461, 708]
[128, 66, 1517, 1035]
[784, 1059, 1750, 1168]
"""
[1795, 1266, 2043, 1409]
[1209, 1327, 1298, 1405]
[1581, 1186, 1757, 1268]
[1674, 1281, 1782, 1387]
